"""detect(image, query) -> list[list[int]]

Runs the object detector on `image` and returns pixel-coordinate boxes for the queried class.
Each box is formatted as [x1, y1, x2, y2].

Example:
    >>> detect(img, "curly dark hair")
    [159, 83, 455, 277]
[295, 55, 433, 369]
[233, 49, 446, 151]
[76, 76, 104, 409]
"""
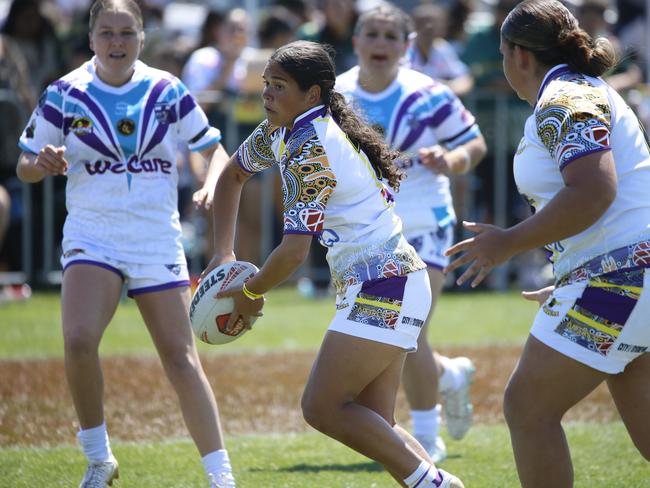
[269, 41, 403, 190]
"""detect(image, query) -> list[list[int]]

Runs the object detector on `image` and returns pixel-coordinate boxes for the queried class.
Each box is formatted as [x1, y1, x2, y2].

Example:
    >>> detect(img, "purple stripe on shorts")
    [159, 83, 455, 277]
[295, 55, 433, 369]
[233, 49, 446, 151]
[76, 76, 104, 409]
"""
[360, 275, 407, 300]
[63, 259, 124, 280]
[576, 286, 637, 325]
[127, 279, 190, 298]
[413, 467, 431, 488]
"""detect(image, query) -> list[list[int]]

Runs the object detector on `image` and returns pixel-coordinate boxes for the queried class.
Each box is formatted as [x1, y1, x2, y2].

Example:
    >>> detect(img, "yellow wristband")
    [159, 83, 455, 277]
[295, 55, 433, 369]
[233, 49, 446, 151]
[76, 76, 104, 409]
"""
[242, 282, 264, 300]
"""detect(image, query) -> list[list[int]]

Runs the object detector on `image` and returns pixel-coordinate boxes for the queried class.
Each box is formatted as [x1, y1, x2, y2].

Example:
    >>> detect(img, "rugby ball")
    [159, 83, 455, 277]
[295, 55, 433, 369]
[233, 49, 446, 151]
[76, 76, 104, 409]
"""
[189, 261, 260, 345]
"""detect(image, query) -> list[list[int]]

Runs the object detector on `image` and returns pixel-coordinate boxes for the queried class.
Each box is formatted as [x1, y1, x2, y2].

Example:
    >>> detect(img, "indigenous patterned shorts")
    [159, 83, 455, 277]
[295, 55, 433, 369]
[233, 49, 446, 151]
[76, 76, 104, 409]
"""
[531, 267, 650, 373]
[328, 269, 431, 351]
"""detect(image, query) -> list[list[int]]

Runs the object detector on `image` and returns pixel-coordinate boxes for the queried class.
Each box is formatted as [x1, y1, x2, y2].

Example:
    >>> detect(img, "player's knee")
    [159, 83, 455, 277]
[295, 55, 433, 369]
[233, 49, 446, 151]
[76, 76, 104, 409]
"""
[63, 328, 100, 358]
[503, 379, 534, 429]
[301, 390, 332, 432]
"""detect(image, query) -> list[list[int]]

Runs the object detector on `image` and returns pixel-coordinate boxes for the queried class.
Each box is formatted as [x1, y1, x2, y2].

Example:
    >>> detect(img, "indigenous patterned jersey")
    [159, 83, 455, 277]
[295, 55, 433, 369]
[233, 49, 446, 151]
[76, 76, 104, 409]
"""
[335, 66, 481, 233]
[19, 59, 220, 264]
[237, 105, 425, 293]
[513, 64, 650, 279]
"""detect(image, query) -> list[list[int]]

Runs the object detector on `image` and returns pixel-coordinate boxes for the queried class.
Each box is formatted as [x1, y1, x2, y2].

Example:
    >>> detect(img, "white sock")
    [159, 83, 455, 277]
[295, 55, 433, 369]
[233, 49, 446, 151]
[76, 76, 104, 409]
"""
[202, 449, 233, 479]
[77, 422, 113, 463]
[411, 405, 441, 439]
[404, 461, 445, 487]
[438, 355, 463, 392]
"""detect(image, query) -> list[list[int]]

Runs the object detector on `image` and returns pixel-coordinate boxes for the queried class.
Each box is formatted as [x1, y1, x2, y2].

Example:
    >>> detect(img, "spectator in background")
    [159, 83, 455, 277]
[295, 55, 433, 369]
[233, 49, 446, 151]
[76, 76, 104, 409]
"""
[1, 0, 66, 93]
[577, 0, 642, 92]
[298, 0, 359, 74]
[0, 32, 37, 301]
[405, 3, 473, 97]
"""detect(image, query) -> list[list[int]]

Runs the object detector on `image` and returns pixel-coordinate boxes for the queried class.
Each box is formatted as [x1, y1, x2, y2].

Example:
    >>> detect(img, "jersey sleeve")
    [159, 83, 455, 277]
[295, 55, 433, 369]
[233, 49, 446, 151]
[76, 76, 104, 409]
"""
[536, 81, 612, 170]
[236, 120, 280, 174]
[175, 80, 221, 152]
[281, 134, 337, 236]
[18, 84, 65, 154]
[426, 85, 481, 149]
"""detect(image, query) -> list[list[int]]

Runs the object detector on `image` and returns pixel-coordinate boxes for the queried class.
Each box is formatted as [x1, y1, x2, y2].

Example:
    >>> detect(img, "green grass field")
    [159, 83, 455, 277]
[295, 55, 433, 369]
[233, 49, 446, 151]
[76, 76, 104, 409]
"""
[1, 289, 648, 487]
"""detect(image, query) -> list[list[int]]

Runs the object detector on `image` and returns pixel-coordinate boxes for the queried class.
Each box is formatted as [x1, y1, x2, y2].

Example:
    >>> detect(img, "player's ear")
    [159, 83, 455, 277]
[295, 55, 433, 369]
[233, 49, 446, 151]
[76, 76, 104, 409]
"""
[307, 85, 321, 105]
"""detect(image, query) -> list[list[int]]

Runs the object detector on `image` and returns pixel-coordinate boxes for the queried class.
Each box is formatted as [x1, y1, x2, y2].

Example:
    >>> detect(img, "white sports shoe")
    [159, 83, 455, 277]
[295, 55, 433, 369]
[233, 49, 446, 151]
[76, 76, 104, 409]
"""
[78, 456, 119, 488]
[415, 434, 447, 464]
[441, 357, 475, 440]
[437, 468, 465, 488]
[208, 471, 236, 488]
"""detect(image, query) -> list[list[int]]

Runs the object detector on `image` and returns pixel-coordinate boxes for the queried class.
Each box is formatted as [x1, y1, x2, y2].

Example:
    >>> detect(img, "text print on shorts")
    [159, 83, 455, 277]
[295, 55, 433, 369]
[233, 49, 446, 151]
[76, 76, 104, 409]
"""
[532, 267, 650, 373]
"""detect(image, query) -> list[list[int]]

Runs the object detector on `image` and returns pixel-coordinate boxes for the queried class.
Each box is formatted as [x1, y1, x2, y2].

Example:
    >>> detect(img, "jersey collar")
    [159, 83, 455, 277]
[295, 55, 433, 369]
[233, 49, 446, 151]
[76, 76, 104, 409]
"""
[284, 104, 327, 143]
[537, 64, 571, 103]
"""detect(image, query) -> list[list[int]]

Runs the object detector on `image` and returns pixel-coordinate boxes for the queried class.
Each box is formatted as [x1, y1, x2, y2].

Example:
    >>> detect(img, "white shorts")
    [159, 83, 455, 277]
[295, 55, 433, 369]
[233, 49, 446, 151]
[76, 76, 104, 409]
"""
[61, 243, 190, 298]
[404, 209, 455, 270]
[531, 267, 650, 373]
[328, 269, 431, 351]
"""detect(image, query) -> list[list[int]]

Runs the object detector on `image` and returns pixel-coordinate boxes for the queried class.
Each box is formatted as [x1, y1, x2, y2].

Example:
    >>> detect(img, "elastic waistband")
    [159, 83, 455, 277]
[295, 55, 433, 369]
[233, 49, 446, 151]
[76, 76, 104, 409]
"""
[557, 239, 650, 286]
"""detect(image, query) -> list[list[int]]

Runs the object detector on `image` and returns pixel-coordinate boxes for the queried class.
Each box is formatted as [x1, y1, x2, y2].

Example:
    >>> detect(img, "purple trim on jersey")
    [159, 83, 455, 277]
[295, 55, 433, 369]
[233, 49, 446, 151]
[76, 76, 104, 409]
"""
[68, 87, 120, 155]
[235, 152, 256, 173]
[399, 117, 430, 152]
[575, 285, 636, 325]
[52, 79, 71, 93]
[537, 64, 572, 102]
[75, 131, 121, 160]
[63, 259, 124, 280]
[142, 120, 171, 156]
[42, 105, 63, 129]
[179, 93, 197, 119]
[390, 90, 427, 144]
[139, 79, 172, 151]
[283, 105, 327, 144]
[440, 123, 478, 147]
[63, 116, 75, 136]
[127, 279, 190, 298]
[559, 147, 611, 171]
[429, 102, 453, 128]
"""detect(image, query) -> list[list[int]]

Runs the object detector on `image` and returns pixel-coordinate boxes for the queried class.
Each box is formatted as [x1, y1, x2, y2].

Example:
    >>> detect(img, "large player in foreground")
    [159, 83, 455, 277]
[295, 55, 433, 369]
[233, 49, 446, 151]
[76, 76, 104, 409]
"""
[206, 40, 464, 487]
[16, 1, 235, 486]
[446, 0, 650, 486]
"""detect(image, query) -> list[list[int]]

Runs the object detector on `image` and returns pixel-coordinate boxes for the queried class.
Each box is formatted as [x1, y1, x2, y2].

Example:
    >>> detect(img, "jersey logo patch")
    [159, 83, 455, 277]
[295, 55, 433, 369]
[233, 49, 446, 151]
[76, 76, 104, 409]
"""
[71, 117, 93, 135]
[154, 102, 171, 124]
[117, 118, 136, 136]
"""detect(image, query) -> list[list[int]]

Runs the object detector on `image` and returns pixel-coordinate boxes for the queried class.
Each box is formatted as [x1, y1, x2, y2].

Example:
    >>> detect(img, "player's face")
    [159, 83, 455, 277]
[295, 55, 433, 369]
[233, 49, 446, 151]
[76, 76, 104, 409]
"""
[89, 10, 144, 86]
[353, 17, 407, 77]
[499, 37, 523, 99]
[261, 61, 320, 129]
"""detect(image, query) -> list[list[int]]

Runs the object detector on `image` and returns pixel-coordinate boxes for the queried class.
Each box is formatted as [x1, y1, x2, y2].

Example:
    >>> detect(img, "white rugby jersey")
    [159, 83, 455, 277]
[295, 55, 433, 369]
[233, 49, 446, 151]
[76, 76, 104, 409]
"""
[237, 105, 425, 293]
[513, 64, 650, 278]
[19, 58, 221, 264]
[336, 66, 481, 233]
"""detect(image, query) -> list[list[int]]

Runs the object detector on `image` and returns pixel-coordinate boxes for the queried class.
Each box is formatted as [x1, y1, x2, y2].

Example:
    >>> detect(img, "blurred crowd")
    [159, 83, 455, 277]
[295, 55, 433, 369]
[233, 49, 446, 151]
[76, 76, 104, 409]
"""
[0, 0, 648, 296]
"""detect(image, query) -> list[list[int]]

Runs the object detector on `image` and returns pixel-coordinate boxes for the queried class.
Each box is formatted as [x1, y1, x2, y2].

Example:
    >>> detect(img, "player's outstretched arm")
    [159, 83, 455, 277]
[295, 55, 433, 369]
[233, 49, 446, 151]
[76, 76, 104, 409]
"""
[192, 142, 231, 210]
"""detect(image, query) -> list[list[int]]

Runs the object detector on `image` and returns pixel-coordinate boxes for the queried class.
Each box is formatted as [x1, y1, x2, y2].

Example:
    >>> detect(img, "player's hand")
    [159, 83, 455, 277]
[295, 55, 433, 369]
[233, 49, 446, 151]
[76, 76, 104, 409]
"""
[521, 286, 555, 306]
[444, 221, 514, 288]
[199, 252, 236, 281]
[192, 186, 214, 210]
[216, 286, 265, 332]
[36, 145, 68, 176]
[419, 145, 449, 175]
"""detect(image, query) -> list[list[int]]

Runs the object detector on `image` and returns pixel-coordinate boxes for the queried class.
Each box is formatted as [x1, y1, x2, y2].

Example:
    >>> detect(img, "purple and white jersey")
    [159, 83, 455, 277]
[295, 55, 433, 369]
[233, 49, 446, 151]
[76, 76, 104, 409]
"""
[237, 105, 425, 294]
[336, 66, 481, 233]
[19, 58, 221, 264]
[514, 64, 650, 278]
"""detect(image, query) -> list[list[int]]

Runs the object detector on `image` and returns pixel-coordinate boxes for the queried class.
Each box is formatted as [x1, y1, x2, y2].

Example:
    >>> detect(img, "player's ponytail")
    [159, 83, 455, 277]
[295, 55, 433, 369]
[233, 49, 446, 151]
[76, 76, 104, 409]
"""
[501, 0, 617, 77]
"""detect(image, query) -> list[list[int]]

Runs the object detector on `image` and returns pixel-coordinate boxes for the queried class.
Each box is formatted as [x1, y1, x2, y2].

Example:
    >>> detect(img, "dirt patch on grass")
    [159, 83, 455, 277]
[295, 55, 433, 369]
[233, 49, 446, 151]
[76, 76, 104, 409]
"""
[0, 346, 618, 447]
